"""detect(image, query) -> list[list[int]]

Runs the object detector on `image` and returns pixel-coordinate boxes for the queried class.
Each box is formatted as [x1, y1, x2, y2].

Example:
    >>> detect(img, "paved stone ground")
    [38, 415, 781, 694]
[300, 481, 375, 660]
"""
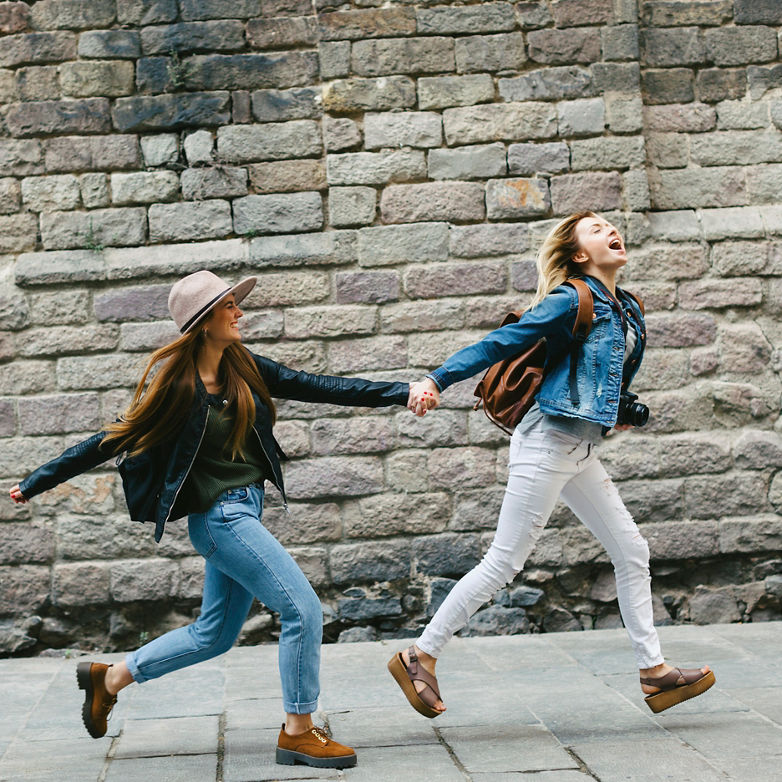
[1, 622, 781, 782]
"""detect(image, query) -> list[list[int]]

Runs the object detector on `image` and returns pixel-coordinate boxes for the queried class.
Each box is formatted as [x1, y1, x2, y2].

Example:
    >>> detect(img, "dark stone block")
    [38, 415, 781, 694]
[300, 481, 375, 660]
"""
[6, 97, 111, 137]
[461, 605, 530, 637]
[413, 533, 481, 578]
[262, 0, 312, 15]
[337, 595, 403, 621]
[78, 30, 141, 59]
[232, 90, 251, 124]
[117, 0, 178, 26]
[0, 398, 15, 437]
[94, 284, 170, 322]
[251, 87, 322, 122]
[247, 16, 318, 48]
[697, 67, 747, 102]
[499, 65, 595, 101]
[511, 260, 538, 291]
[136, 56, 170, 93]
[591, 62, 640, 93]
[642, 68, 695, 105]
[527, 28, 601, 65]
[640, 27, 706, 67]
[734, 0, 782, 24]
[0, 31, 76, 68]
[509, 585, 545, 607]
[140, 21, 246, 56]
[426, 577, 457, 618]
[180, 0, 262, 20]
[747, 64, 782, 100]
[186, 52, 319, 91]
[112, 92, 231, 132]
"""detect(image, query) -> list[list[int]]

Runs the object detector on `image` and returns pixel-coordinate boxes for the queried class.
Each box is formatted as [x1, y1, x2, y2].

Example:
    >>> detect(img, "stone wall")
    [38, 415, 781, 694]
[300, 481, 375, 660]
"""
[1, 0, 782, 655]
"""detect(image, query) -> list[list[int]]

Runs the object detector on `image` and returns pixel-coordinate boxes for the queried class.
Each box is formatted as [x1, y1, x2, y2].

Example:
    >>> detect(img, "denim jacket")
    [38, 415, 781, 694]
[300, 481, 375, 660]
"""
[19, 351, 409, 541]
[427, 275, 646, 428]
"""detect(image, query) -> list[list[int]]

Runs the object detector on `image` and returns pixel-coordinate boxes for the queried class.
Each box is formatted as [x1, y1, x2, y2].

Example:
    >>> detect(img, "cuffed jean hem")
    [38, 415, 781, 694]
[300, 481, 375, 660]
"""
[283, 698, 319, 715]
[636, 653, 665, 669]
[125, 652, 145, 684]
[413, 638, 439, 660]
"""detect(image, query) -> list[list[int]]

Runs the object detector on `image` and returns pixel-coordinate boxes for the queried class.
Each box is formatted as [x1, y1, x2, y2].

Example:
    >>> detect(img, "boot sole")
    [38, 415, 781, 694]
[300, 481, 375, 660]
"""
[276, 747, 357, 768]
[644, 670, 716, 714]
[76, 662, 104, 739]
[387, 653, 442, 719]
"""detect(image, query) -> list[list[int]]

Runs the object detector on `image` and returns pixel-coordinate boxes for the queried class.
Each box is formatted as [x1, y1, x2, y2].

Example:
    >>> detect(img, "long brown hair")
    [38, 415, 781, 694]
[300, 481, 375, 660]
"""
[529, 211, 596, 308]
[102, 327, 276, 459]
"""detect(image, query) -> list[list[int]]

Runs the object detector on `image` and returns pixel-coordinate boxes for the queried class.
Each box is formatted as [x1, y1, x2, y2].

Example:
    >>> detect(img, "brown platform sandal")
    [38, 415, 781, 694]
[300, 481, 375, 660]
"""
[387, 646, 443, 719]
[641, 667, 716, 713]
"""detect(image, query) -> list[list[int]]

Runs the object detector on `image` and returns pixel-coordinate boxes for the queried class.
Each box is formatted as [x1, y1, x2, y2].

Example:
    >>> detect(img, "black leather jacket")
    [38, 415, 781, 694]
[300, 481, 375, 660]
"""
[19, 352, 409, 541]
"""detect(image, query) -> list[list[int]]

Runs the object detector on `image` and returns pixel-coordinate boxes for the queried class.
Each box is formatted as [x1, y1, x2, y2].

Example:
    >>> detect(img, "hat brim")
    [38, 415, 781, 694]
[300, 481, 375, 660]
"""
[182, 275, 257, 333]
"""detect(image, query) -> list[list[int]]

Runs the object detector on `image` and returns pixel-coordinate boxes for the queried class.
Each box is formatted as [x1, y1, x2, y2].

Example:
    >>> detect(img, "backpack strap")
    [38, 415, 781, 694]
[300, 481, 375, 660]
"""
[563, 279, 594, 408]
[623, 289, 645, 316]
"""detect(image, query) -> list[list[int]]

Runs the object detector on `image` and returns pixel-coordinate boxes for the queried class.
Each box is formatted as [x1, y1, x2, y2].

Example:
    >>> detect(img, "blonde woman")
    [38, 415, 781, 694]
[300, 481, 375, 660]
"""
[10, 270, 415, 770]
[392, 212, 715, 718]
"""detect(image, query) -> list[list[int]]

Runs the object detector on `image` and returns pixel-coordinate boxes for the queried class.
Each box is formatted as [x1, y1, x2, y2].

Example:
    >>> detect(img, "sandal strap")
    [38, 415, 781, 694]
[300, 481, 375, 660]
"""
[403, 646, 442, 705]
[640, 667, 705, 690]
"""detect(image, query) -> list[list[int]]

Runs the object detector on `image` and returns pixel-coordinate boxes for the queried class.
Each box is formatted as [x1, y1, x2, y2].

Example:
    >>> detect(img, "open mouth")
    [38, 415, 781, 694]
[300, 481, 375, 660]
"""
[609, 237, 623, 251]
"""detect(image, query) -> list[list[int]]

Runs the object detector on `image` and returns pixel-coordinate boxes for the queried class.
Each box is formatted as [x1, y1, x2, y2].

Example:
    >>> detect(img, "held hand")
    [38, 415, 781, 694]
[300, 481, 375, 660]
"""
[9, 484, 27, 504]
[408, 379, 440, 417]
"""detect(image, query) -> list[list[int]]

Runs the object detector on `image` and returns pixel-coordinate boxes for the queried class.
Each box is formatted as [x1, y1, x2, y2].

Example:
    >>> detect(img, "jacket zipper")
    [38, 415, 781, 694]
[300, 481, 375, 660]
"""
[164, 407, 210, 524]
[252, 425, 289, 513]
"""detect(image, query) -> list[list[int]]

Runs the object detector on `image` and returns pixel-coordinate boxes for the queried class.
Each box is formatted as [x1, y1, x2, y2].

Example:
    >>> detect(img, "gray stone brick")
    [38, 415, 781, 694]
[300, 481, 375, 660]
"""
[691, 130, 782, 166]
[59, 60, 134, 98]
[428, 143, 506, 180]
[21, 174, 80, 212]
[180, 0, 262, 19]
[323, 76, 416, 113]
[364, 111, 442, 150]
[0, 1, 30, 35]
[111, 558, 178, 601]
[263, 500, 341, 545]
[284, 304, 376, 339]
[94, 284, 170, 322]
[551, 0, 613, 26]
[56, 353, 145, 390]
[642, 68, 694, 104]
[679, 278, 762, 310]
[0, 68, 17, 102]
[17, 323, 118, 358]
[508, 142, 569, 176]
[285, 455, 385, 500]
[17, 392, 101, 435]
[30, 0, 115, 29]
[650, 167, 746, 210]
[688, 472, 768, 518]
[249, 230, 356, 267]
[720, 516, 782, 553]
[329, 187, 376, 227]
[414, 532, 481, 577]
[602, 24, 639, 61]
[335, 270, 398, 303]
[244, 271, 330, 308]
[510, 260, 537, 291]
[515, 2, 552, 29]
[327, 334, 406, 372]
[0, 213, 37, 253]
[499, 66, 594, 102]
[357, 222, 449, 266]
[343, 492, 449, 538]
[550, 172, 622, 214]
[181, 166, 247, 200]
[29, 288, 89, 328]
[734, 429, 782, 470]
[217, 120, 321, 163]
[327, 149, 425, 186]
[704, 26, 778, 67]
[643, 102, 716, 132]
[623, 169, 650, 211]
[117, 321, 184, 352]
[455, 32, 526, 73]
[185, 52, 319, 90]
[0, 522, 53, 565]
[528, 28, 601, 65]
[111, 171, 179, 205]
[77, 30, 140, 59]
[747, 164, 782, 204]
[0, 360, 56, 394]
[352, 37, 454, 77]
[623, 241, 708, 280]
[182, 129, 212, 164]
[641, 27, 706, 68]
[605, 94, 643, 133]
[418, 75, 494, 110]
[645, 312, 717, 347]
[760, 205, 782, 234]
[642, 1, 731, 26]
[44, 135, 140, 173]
[0, 177, 20, 214]
[443, 102, 558, 145]
[16, 65, 60, 101]
[78, 173, 109, 208]
[250, 87, 321, 123]
[592, 61, 641, 93]
[148, 200, 232, 242]
[718, 323, 771, 373]
[429, 446, 497, 489]
[647, 210, 699, 242]
[318, 7, 415, 40]
[6, 97, 110, 138]
[571, 136, 646, 170]
[735, 0, 782, 24]
[117, 0, 178, 26]
[700, 206, 765, 240]
[380, 181, 485, 224]
[404, 260, 506, 299]
[324, 117, 361, 152]
[712, 241, 768, 277]
[15, 249, 105, 286]
[486, 178, 550, 219]
[557, 98, 605, 137]
[716, 100, 769, 130]
[0, 31, 76, 68]
[311, 416, 394, 456]
[749, 62, 782, 101]
[112, 92, 231, 132]
[417, 3, 515, 34]
[0, 565, 50, 615]
[452, 224, 528, 260]
[698, 68, 748, 102]
[646, 133, 688, 168]
[141, 20, 245, 55]
[248, 159, 326, 194]
[40, 207, 146, 251]
[318, 41, 349, 80]
[233, 192, 322, 235]
[330, 539, 411, 584]
[140, 134, 178, 168]
[379, 299, 464, 333]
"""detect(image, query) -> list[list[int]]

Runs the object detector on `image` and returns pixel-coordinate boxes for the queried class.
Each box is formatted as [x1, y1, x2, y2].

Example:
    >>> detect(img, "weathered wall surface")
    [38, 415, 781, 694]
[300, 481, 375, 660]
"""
[1, 0, 782, 655]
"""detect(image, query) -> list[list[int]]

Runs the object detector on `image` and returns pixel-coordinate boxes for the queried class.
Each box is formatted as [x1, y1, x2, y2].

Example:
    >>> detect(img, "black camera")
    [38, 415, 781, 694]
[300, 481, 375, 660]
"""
[617, 391, 649, 427]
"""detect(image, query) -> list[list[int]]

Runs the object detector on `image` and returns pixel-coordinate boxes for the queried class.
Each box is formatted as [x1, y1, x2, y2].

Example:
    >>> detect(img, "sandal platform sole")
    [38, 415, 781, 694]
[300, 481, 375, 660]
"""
[76, 662, 104, 739]
[644, 670, 716, 714]
[387, 653, 441, 719]
[275, 748, 357, 768]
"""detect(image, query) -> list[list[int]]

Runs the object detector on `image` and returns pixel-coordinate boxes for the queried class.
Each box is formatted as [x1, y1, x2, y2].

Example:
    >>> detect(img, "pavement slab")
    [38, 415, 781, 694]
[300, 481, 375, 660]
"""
[0, 622, 780, 781]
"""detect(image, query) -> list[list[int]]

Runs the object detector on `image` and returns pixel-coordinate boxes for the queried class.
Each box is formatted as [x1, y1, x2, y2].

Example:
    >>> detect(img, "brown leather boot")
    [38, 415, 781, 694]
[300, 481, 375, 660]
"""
[76, 662, 117, 738]
[276, 724, 357, 768]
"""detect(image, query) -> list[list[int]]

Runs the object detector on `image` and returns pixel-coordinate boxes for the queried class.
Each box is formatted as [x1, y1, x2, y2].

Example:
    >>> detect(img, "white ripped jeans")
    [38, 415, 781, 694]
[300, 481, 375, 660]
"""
[417, 427, 664, 669]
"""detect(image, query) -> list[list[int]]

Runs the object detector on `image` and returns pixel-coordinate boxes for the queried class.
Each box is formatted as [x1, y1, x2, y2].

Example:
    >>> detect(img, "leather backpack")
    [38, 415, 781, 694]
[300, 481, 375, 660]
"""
[473, 279, 594, 435]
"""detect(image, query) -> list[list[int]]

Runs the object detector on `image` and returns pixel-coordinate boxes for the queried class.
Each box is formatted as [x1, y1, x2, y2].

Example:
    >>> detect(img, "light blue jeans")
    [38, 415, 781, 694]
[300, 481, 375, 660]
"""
[125, 485, 322, 714]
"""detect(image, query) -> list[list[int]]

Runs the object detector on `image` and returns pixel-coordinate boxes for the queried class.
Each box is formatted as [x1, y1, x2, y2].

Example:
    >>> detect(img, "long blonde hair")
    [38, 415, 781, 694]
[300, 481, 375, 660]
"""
[529, 211, 596, 308]
[102, 327, 276, 460]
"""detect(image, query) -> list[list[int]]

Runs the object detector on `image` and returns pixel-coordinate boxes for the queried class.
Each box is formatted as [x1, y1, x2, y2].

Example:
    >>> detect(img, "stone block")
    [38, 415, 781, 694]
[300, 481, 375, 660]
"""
[184, 51, 318, 91]
[111, 171, 179, 205]
[232, 89, 251, 124]
[0, 31, 76, 68]
[329, 539, 411, 584]
[719, 516, 782, 553]
[140, 134, 178, 167]
[364, 111, 442, 150]
[44, 135, 139, 173]
[181, 166, 247, 200]
[716, 101, 768, 132]
[284, 304, 376, 339]
[557, 98, 605, 137]
[117, 0, 178, 26]
[318, 7, 416, 40]
[335, 269, 398, 305]
[112, 92, 231, 133]
[396, 408, 468, 448]
[57, 353, 144, 390]
[249, 230, 356, 268]
[428, 446, 498, 489]
[414, 532, 481, 577]
[30, 0, 115, 29]
[592, 61, 641, 94]
[642, 68, 694, 105]
[0, 522, 53, 565]
[443, 102, 557, 146]
[15, 249, 105, 287]
[144, 200, 234, 245]
[712, 241, 768, 277]
[718, 323, 772, 373]
[180, 0, 261, 19]
[697, 68, 748, 103]
[704, 26, 778, 67]
[233, 192, 322, 235]
[284, 455, 384, 501]
[380, 181, 485, 224]
[655, 432, 731, 478]
[550, 172, 622, 214]
[499, 66, 594, 102]
[329, 187, 376, 228]
[511, 260, 538, 291]
[15, 65, 60, 101]
[606, 94, 643, 133]
[327, 334, 406, 372]
[0, 68, 16, 102]
[700, 206, 765, 239]
[324, 117, 361, 152]
[318, 40, 349, 80]
[642, 1, 731, 26]
[749, 63, 782, 102]
[0, 1, 30, 34]
[641, 27, 706, 68]
[450, 223, 528, 258]
[623, 168, 650, 211]
[640, 520, 720, 560]
[515, 2, 552, 28]
[735, 0, 782, 24]
[428, 143, 506, 180]
[418, 74, 494, 110]
[679, 278, 762, 310]
[6, 97, 110, 138]
[486, 178, 550, 219]
[78, 29, 140, 59]
[507, 142, 569, 176]
[310, 416, 394, 455]
[571, 136, 646, 171]
[323, 76, 416, 113]
[337, 594, 402, 621]
[419, 2, 515, 33]
[111, 558, 178, 601]
[250, 87, 321, 123]
[688, 472, 768, 518]
[21, 174, 80, 212]
[527, 28, 601, 65]
[263, 502, 341, 546]
[59, 60, 134, 98]
[142, 20, 246, 55]
[734, 429, 782, 470]
[645, 312, 716, 346]
[344, 492, 449, 538]
[94, 284, 170, 322]
[454, 32, 526, 73]
[357, 222, 449, 266]
[692, 130, 782, 166]
[248, 159, 325, 196]
[52, 562, 110, 607]
[327, 149, 424, 186]
[551, 0, 613, 26]
[0, 565, 50, 615]
[647, 210, 699, 242]
[244, 272, 327, 308]
[119, 320, 181, 350]
[602, 24, 639, 61]
[216, 120, 321, 163]
[183, 129, 213, 164]
[40, 207, 146, 250]
[644, 102, 716, 133]
[0, 213, 37, 254]
[650, 167, 747, 210]
[351, 37, 454, 77]
[16, 324, 118, 358]
[0, 360, 56, 394]
[30, 289, 90, 328]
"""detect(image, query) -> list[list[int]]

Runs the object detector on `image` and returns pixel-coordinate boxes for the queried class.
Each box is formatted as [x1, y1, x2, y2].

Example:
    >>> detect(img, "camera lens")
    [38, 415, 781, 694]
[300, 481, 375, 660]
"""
[627, 401, 649, 427]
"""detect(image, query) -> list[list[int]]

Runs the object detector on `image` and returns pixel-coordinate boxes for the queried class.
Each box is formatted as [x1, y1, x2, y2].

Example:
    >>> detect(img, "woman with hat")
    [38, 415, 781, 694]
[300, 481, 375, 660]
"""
[8, 269, 420, 770]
